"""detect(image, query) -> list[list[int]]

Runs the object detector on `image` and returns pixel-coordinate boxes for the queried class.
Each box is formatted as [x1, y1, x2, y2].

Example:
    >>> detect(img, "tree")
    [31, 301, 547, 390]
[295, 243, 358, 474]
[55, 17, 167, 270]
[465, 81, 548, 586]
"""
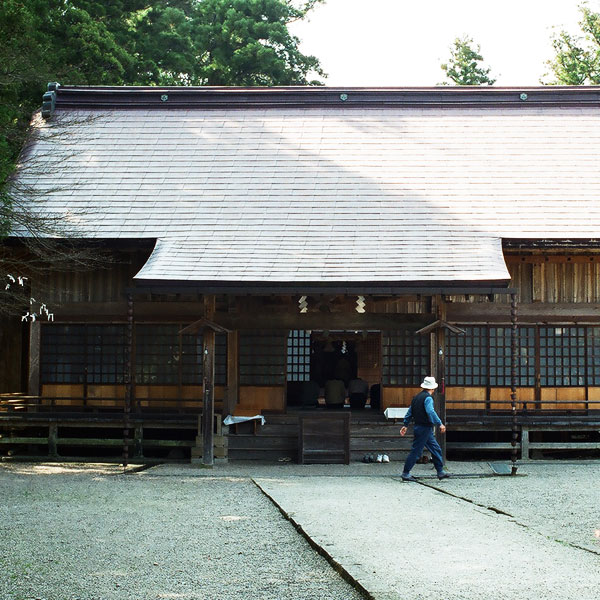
[133, 0, 326, 85]
[0, 0, 325, 315]
[440, 36, 496, 85]
[546, 4, 600, 84]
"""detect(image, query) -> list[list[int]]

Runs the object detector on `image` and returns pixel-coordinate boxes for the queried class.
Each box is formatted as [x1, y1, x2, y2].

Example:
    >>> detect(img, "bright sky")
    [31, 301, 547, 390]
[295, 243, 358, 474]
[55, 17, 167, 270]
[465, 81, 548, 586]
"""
[290, 0, 592, 86]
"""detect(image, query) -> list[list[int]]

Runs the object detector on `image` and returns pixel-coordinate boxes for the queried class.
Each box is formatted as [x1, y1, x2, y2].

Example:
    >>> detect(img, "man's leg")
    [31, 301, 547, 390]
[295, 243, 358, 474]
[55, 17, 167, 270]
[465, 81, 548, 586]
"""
[402, 425, 430, 476]
[424, 429, 445, 475]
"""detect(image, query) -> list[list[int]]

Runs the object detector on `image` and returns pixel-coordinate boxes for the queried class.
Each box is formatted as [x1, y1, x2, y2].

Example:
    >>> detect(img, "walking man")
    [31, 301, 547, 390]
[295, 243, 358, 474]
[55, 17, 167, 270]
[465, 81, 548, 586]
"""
[399, 376, 450, 481]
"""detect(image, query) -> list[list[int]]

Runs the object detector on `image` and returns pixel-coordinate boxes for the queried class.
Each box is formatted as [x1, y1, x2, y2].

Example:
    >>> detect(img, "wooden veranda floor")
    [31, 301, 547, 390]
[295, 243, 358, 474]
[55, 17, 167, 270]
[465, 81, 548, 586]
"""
[2, 397, 600, 462]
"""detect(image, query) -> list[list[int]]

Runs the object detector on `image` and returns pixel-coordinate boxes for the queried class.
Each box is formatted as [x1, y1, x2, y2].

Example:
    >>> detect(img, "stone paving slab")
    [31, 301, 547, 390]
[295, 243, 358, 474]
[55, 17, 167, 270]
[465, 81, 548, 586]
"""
[254, 473, 600, 600]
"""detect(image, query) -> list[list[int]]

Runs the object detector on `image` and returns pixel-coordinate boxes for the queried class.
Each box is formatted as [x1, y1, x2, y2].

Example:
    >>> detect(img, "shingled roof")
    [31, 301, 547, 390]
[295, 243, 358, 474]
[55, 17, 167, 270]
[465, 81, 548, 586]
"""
[15, 85, 600, 291]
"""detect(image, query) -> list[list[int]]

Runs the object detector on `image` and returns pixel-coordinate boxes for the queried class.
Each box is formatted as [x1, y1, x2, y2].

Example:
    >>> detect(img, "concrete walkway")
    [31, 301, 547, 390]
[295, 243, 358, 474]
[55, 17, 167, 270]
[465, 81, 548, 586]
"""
[252, 462, 600, 600]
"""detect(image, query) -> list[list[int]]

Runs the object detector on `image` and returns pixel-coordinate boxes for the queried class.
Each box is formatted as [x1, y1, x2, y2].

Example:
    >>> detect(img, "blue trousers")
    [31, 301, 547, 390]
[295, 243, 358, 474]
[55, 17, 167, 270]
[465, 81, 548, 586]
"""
[402, 425, 444, 475]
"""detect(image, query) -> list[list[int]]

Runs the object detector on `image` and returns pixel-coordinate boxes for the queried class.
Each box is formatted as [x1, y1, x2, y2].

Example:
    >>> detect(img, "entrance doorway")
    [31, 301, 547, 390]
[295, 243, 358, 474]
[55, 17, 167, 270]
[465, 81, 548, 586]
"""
[286, 330, 382, 409]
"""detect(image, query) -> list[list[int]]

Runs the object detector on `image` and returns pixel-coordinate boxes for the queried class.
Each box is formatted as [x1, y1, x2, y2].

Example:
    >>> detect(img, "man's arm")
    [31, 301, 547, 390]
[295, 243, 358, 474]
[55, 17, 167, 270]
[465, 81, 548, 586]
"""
[400, 406, 412, 436]
[424, 396, 445, 431]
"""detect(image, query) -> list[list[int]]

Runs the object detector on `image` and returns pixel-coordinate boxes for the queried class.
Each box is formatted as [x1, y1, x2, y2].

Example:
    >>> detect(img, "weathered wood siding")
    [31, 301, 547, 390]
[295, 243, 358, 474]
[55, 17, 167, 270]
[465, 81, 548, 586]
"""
[0, 317, 23, 393]
[37, 249, 149, 304]
[506, 255, 600, 304]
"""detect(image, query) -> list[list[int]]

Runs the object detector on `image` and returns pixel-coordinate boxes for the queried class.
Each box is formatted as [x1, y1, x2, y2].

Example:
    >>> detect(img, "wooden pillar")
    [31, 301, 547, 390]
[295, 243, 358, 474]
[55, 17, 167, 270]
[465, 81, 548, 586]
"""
[122, 294, 134, 468]
[201, 295, 217, 466]
[48, 422, 58, 458]
[28, 321, 41, 396]
[521, 426, 529, 460]
[510, 293, 519, 475]
[224, 330, 239, 416]
[202, 328, 216, 466]
[431, 295, 447, 461]
[134, 424, 144, 459]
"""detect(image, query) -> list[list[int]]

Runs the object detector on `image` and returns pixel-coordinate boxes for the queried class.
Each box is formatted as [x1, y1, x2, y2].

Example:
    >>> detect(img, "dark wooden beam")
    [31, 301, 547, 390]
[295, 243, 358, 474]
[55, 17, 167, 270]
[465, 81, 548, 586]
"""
[447, 302, 600, 323]
[208, 312, 434, 331]
[50, 304, 434, 329]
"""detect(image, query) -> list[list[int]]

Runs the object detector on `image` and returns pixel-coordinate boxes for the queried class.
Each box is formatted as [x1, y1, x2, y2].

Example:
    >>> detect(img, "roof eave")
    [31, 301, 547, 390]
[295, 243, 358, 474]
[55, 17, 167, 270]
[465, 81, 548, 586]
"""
[129, 279, 515, 296]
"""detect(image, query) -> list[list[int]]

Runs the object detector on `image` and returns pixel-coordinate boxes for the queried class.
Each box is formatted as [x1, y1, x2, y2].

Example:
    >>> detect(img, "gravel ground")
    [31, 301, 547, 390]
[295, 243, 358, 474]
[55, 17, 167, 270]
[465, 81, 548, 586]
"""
[3, 460, 600, 600]
[0, 463, 364, 600]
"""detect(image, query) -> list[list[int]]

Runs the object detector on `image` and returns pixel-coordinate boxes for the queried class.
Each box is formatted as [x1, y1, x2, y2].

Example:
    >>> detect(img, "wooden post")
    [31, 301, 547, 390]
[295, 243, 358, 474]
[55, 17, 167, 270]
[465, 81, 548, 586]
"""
[134, 424, 143, 459]
[431, 295, 447, 461]
[202, 327, 215, 466]
[521, 426, 529, 460]
[510, 293, 519, 475]
[224, 330, 239, 416]
[48, 422, 58, 458]
[28, 321, 41, 396]
[123, 294, 134, 468]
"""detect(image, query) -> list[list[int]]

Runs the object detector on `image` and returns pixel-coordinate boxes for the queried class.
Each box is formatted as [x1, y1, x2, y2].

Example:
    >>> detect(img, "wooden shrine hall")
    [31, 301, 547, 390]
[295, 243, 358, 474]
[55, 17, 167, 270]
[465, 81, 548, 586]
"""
[2, 84, 600, 466]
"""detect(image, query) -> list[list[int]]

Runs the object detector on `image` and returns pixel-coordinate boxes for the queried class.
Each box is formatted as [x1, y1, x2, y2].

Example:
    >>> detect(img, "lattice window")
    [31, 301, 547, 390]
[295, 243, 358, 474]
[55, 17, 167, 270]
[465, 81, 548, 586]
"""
[287, 330, 311, 382]
[489, 326, 536, 387]
[382, 329, 429, 385]
[214, 335, 227, 386]
[239, 331, 286, 385]
[446, 326, 488, 386]
[135, 325, 227, 386]
[41, 324, 127, 385]
[587, 327, 600, 385]
[136, 325, 181, 385]
[86, 325, 127, 384]
[43, 323, 226, 387]
[539, 327, 586, 387]
[41, 324, 87, 384]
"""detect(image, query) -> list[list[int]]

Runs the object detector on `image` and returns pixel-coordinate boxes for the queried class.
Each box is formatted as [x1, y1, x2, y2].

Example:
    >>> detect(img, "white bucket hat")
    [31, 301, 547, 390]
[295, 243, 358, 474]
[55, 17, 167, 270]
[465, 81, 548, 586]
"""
[420, 376, 438, 390]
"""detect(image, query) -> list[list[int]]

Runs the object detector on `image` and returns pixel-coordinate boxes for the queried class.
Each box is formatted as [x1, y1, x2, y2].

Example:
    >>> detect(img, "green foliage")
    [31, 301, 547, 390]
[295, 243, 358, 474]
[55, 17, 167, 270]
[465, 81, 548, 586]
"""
[546, 4, 600, 84]
[191, 0, 325, 85]
[440, 36, 496, 85]
[131, 0, 325, 86]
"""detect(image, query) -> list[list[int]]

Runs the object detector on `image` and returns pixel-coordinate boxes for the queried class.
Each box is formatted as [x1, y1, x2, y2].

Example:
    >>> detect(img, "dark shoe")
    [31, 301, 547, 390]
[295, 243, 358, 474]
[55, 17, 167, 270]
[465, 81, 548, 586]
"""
[437, 472, 451, 480]
[401, 474, 418, 482]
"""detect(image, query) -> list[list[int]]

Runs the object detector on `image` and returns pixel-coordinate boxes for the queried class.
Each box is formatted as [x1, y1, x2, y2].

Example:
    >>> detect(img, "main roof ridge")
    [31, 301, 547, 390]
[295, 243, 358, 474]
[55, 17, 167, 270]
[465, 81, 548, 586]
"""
[41, 82, 600, 118]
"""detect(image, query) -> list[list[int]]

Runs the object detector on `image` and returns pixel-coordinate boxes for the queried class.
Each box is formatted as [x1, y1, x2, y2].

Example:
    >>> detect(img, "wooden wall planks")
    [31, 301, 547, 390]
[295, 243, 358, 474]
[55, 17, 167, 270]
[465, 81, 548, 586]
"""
[382, 386, 419, 410]
[506, 255, 600, 304]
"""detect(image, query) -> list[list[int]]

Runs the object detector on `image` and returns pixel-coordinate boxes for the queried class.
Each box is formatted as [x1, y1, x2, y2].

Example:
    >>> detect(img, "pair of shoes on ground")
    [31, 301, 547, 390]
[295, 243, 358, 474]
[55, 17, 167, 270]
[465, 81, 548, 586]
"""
[363, 453, 390, 463]
[401, 471, 451, 482]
